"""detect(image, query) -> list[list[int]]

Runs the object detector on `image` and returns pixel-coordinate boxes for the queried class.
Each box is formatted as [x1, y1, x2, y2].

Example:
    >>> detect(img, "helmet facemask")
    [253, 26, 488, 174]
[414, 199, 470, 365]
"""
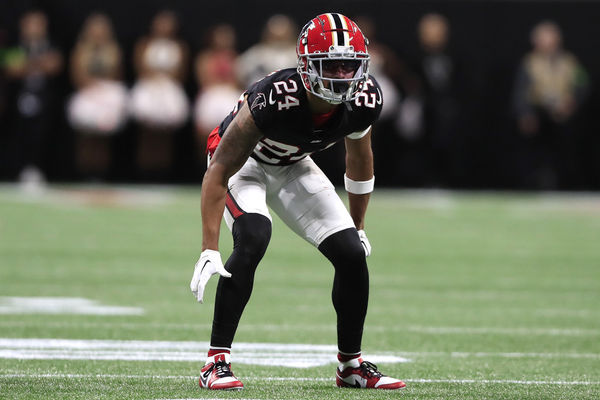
[298, 46, 369, 104]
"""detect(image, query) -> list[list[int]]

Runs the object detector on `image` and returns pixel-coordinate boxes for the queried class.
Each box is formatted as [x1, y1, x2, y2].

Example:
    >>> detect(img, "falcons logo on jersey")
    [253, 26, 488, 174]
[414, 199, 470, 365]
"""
[251, 93, 267, 111]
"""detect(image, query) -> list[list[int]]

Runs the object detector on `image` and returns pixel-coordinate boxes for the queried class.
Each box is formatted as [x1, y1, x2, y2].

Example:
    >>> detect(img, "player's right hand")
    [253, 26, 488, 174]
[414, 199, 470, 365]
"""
[190, 249, 232, 304]
[357, 229, 372, 257]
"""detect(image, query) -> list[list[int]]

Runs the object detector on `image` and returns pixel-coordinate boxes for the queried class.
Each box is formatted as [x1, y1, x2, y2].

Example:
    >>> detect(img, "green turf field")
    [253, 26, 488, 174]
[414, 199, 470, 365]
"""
[0, 185, 599, 399]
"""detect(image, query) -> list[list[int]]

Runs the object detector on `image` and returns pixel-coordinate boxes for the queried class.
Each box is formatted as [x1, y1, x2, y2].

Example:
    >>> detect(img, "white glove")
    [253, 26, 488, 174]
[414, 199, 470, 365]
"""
[358, 229, 371, 257]
[190, 249, 232, 303]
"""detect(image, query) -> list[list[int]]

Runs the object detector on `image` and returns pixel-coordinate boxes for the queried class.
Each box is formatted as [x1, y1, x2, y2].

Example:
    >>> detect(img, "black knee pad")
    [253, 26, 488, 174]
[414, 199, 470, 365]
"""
[318, 228, 366, 269]
[232, 213, 272, 258]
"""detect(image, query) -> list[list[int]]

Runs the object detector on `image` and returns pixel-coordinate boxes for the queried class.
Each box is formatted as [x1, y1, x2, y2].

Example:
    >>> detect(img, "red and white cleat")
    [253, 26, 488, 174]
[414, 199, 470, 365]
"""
[199, 353, 244, 390]
[336, 357, 406, 390]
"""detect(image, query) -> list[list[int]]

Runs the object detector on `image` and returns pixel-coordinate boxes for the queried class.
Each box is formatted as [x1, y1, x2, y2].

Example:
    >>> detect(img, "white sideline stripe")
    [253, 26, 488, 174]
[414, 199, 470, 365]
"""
[0, 297, 144, 316]
[1, 373, 599, 386]
[0, 338, 598, 361]
[3, 186, 174, 208]
[405, 351, 600, 360]
[403, 326, 600, 336]
[403, 378, 600, 386]
[0, 338, 409, 368]
[534, 308, 600, 317]
[0, 338, 340, 350]
[2, 320, 598, 336]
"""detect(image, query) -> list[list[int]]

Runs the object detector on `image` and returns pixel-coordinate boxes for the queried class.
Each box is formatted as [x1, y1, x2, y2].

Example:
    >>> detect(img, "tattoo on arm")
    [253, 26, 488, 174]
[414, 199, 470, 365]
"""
[210, 100, 263, 183]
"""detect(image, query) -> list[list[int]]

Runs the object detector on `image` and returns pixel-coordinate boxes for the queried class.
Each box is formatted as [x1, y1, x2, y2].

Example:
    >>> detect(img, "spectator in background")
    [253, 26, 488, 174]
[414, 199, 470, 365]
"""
[0, 28, 8, 121]
[398, 13, 463, 187]
[235, 14, 297, 88]
[353, 15, 421, 186]
[512, 21, 590, 189]
[193, 24, 241, 168]
[0, 28, 10, 179]
[4, 10, 62, 190]
[130, 10, 189, 179]
[68, 13, 128, 179]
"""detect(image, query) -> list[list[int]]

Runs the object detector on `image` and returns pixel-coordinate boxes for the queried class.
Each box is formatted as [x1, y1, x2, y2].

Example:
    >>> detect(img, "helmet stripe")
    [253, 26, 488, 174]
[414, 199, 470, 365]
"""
[325, 13, 337, 46]
[331, 13, 346, 46]
[339, 14, 351, 47]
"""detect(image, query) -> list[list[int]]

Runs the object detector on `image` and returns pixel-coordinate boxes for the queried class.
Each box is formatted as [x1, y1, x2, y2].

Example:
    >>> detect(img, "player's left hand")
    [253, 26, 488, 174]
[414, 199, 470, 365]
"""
[190, 249, 232, 303]
[358, 229, 371, 257]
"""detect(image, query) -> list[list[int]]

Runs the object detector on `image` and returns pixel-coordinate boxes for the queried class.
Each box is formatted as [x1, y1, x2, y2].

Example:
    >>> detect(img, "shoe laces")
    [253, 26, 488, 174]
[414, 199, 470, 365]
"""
[213, 360, 234, 378]
[359, 361, 383, 378]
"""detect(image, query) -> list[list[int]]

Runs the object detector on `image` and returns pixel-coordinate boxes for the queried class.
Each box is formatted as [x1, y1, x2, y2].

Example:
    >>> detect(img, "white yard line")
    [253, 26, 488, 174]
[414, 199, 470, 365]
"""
[0, 373, 598, 386]
[534, 308, 600, 317]
[402, 378, 600, 386]
[0, 320, 214, 330]
[0, 297, 144, 316]
[0, 338, 408, 368]
[401, 351, 600, 360]
[401, 326, 600, 336]
[0, 185, 175, 208]
[0, 373, 198, 380]
[0, 338, 598, 362]
[2, 320, 599, 336]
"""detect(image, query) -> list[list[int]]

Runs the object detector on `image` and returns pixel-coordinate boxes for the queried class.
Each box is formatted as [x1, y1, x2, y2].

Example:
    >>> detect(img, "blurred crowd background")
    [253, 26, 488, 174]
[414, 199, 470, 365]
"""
[1, 0, 599, 191]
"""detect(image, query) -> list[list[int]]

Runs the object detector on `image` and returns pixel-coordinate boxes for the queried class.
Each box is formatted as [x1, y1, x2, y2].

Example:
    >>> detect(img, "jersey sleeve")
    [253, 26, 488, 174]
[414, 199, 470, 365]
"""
[346, 76, 383, 135]
[346, 125, 371, 140]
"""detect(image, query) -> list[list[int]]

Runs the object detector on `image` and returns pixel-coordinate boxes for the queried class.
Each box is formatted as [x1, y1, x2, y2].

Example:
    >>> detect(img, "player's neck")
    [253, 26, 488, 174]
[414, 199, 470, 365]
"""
[307, 91, 340, 114]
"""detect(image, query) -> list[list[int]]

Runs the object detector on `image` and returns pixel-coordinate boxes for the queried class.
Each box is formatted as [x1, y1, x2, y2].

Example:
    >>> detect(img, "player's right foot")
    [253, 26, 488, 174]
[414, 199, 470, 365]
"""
[336, 356, 406, 390]
[199, 353, 244, 390]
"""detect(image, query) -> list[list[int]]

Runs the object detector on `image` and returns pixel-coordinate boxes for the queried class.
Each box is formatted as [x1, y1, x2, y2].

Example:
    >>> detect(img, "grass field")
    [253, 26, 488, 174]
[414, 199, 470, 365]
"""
[0, 185, 599, 399]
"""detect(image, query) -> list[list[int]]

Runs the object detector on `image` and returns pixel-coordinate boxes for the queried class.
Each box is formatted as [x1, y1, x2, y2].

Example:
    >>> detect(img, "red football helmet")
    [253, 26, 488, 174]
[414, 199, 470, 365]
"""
[297, 13, 370, 104]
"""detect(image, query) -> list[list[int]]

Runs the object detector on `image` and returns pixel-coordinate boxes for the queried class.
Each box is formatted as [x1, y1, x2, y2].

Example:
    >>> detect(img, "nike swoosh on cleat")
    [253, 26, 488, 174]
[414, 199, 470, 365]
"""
[337, 372, 365, 389]
[199, 372, 209, 388]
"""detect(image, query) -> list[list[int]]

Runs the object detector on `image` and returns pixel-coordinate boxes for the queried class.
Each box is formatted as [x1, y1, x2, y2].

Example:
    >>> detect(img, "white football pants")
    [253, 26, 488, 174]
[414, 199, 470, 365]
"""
[223, 156, 355, 247]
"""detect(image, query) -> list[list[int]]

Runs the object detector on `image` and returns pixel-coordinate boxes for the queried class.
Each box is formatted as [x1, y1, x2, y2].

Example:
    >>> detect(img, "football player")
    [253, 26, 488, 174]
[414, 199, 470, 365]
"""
[190, 13, 406, 391]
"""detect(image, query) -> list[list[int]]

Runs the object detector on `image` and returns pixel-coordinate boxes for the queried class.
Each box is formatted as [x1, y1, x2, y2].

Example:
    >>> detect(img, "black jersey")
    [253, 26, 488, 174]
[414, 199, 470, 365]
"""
[215, 68, 383, 166]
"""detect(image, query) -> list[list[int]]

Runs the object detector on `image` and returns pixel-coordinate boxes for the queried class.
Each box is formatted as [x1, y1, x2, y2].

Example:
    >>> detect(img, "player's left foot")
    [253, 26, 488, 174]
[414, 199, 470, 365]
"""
[336, 356, 406, 390]
[199, 353, 244, 390]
